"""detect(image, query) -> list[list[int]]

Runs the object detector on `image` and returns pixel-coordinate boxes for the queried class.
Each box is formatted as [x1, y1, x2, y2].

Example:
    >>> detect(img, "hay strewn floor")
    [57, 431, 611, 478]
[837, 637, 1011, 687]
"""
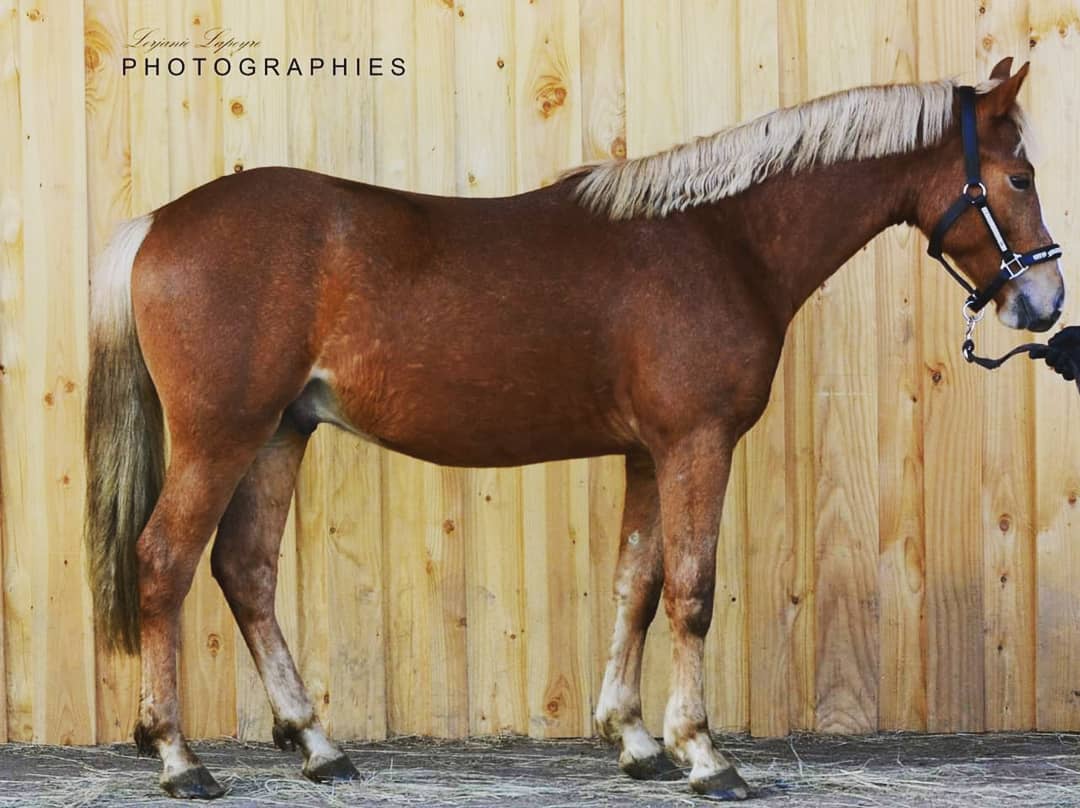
[0, 732, 1078, 807]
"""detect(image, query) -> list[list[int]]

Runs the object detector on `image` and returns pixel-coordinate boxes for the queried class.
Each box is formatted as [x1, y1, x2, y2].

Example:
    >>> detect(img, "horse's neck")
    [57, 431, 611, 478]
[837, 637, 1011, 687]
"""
[735, 152, 923, 325]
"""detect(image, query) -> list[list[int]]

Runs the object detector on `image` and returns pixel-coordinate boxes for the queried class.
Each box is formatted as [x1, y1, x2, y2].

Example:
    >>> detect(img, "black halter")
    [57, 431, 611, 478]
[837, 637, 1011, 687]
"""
[926, 85, 1062, 314]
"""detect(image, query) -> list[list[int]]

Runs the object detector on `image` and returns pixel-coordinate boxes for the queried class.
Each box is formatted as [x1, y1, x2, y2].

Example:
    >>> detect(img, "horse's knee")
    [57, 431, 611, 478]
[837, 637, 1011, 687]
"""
[663, 591, 714, 638]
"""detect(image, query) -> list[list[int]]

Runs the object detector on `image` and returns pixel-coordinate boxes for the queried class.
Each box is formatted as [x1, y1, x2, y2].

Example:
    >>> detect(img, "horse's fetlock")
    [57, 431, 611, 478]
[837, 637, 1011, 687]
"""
[133, 722, 158, 756]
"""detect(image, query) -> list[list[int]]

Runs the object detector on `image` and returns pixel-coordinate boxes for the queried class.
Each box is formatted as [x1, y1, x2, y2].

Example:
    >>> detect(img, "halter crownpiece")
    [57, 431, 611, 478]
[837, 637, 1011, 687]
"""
[931, 84, 1079, 392]
[927, 85, 1062, 313]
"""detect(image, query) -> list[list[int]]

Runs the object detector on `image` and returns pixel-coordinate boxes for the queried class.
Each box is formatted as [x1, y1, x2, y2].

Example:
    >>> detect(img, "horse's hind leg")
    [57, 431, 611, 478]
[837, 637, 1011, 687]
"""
[656, 424, 748, 800]
[210, 426, 358, 783]
[595, 453, 677, 780]
[135, 440, 264, 799]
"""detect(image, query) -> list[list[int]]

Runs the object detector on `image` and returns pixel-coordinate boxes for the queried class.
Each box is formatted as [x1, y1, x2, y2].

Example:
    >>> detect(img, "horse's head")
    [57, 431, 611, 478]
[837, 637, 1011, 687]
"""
[920, 58, 1064, 332]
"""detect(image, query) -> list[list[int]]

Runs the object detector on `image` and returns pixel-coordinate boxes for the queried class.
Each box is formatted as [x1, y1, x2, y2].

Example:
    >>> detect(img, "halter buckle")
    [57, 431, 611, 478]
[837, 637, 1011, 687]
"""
[1000, 252, 1029, 281]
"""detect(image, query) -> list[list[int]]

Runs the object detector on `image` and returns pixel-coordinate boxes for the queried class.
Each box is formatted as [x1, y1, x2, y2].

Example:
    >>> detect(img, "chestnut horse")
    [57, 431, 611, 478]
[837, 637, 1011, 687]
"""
[85, 59, 1063, 800]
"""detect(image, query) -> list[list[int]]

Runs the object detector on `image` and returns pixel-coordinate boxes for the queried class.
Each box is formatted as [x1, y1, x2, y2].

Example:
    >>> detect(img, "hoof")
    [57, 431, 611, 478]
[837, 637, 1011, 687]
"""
[161, 766, 226, 800]
[272, 722, 299, 752]
[304, 753, 361, 783]
[620, 751, 682, 781]
[691, 766, 751, 801]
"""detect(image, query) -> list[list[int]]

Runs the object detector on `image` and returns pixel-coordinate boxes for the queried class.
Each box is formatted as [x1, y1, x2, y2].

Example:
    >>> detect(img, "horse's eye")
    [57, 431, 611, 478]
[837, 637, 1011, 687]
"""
[1009, 174, 1032, 190]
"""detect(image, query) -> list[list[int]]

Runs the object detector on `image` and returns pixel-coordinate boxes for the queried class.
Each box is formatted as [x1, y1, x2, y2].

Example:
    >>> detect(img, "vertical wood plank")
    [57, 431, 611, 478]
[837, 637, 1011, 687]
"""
[579, 0, 627, 731]
[18, 0, 96, 743]
[917, 0, 984, 733]
[1030, 0, 1080, 731]
[739, 0, 790, 739]
[453, 0, 525, 738]
[220, 0, 291, 742]
[680, 0, 749, 733]
[622, 0, 683, 734]
[85, 0, 142, 745]
[516, 0, 591, 739]
[780, 0, 818, 735]
[0, 0, 22, 744]
[873, 0, 928, 732]
[164, 0, 236, 741]
[805, 0, 880, 735]
[977, 0, 1037, 732]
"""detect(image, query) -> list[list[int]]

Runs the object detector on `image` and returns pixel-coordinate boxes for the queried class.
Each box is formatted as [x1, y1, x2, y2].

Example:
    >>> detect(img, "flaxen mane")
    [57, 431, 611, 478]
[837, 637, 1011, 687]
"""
[569, 78, 1034, 220]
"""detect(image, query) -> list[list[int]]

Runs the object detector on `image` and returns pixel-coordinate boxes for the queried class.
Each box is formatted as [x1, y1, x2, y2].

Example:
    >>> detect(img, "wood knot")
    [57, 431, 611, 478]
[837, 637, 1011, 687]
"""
[60, 473, 70, 486]
[442, 519, 456, 534]
[610, 136, 626, 159]
[790, 594, 800, 605]
[535, 78, 567, 118]
[457, 616, 467, 628]
[323, 693, 330, 705]
[43, 392, 54, 406]
[998, 516, 1011, 533]
[457, 7, 464, 16]
[206, 633, 221, 656]
[484, 494, 491, 502]
[1000, 574, 1008, 585]
[496, 57, 504, 69]
[982, 35, 994, 51]
[467, 171, 477, 185]
[233, 162, 244, 173]
[26, 8, 42, 22]
[85, 45, 101, 72]
[1069, 491, 1078, 506]
[64, 379, 75, 393]
[931, 369, 943, 385]
[546, 699, 560, 716]
[230, 100, 244, 116]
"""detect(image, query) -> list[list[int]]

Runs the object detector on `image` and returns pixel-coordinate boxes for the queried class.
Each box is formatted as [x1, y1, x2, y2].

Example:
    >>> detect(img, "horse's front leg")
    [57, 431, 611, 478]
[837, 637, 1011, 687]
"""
[656, 423, 749, 800]
[595, 452, 677, 780]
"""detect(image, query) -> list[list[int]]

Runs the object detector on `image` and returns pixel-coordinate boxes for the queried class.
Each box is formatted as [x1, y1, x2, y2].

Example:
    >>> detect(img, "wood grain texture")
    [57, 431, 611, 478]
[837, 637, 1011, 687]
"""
[805, 0, 880, 735]
[85, 0, 142, 745]
[221, 0, 290, 742]
[164, 0, 237, 741]
[776, 0, 818, 735]
[18, 0, 96, 743]
[622, 0, 682, 733]
[1030, 0, 1080, 731]
[681, 0, 749, 733]
[873, 0, 927, 732]
[454, 0, 526, 738]
[977, 0, 1038, 732]
[0, 0, 23, 744]
[515, 0, 591, 739]
[917, 0, 985, 733]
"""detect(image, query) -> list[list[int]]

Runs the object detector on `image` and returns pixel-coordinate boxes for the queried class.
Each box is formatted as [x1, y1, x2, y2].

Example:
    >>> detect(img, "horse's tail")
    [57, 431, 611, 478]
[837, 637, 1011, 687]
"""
[84, 214, 164, 655]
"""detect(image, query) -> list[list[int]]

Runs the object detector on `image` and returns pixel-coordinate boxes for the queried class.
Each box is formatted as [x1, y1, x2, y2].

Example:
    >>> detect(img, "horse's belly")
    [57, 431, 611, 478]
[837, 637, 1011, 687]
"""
[308, 361, 628, 467]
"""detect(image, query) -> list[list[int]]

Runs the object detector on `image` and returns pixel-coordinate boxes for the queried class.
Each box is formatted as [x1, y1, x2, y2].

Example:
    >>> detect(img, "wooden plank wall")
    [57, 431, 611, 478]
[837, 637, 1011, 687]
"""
[2, 0, 1080, 743]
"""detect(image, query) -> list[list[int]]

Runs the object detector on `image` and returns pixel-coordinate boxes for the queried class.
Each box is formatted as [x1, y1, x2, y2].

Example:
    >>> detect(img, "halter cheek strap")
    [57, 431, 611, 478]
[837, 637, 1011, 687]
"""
[926, 85, 1062, 314]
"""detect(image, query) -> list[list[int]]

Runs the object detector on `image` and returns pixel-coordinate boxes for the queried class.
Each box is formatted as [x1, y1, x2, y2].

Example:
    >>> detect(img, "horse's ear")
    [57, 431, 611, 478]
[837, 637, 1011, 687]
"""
[989, 57, 1014, 80]
[981, 60, 1029, 118]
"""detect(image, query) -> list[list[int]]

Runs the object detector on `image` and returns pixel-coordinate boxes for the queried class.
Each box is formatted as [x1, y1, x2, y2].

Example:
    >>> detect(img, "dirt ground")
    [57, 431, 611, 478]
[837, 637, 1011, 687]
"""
[0, 732, 1078, 807]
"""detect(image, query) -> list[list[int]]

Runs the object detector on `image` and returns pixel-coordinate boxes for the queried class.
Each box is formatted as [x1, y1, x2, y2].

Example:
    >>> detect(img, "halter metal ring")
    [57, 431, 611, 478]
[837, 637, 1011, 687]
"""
[962, 299, 985, 326]
[1000, 252, 1029, 281]
[963, 181, 987, 199]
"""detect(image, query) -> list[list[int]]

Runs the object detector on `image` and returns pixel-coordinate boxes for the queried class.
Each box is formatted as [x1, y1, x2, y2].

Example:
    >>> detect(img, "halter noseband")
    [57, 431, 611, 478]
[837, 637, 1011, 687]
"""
[926, 85, 1062, 316]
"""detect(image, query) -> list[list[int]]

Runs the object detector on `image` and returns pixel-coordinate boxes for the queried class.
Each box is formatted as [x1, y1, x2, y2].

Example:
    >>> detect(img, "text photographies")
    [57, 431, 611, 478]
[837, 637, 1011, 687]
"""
[122, 26, 407, 78]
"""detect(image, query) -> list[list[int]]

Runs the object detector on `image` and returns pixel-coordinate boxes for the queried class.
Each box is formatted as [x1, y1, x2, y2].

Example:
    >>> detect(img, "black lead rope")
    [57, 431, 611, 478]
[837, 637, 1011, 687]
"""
[963, 325, 1080, 393]
[927, 85, 1072, 391]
